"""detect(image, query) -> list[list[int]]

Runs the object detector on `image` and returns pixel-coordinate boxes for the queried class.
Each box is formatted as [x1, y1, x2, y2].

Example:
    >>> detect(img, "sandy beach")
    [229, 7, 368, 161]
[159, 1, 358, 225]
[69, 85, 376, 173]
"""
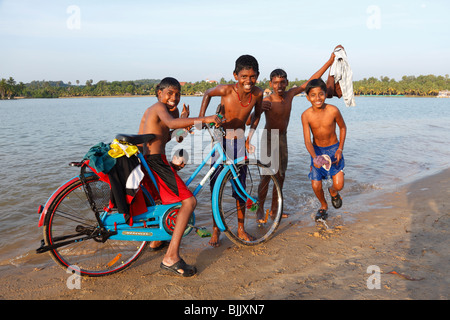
[1, 168, 448, 301]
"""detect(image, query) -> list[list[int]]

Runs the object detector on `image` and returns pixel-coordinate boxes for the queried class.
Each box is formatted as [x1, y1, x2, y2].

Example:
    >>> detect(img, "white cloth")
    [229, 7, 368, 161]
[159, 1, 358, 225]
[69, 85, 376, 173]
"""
[330, 47, 356, 107]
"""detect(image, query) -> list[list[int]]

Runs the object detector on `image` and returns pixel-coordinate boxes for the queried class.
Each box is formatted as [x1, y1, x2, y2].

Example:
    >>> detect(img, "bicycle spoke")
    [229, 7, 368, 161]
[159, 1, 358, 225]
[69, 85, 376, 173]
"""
[217, 162, 283, 246]
[53, 209, 95, 226]
[43, 175, 147, 277]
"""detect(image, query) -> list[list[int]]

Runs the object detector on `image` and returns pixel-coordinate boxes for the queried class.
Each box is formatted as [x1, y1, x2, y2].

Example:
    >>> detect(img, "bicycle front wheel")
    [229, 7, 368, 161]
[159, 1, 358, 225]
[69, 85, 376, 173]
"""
[217, 161, 283, 246]
[42, 174, 148, 277]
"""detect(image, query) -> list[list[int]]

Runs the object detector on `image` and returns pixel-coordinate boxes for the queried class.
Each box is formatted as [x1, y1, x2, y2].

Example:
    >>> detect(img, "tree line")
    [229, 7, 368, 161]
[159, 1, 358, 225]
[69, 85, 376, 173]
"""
[1, 74, 449, 99]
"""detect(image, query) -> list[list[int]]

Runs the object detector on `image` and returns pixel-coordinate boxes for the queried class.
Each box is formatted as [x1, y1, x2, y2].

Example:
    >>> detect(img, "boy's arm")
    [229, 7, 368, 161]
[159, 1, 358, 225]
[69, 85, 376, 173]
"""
[334, 107, 347, 163]
[246, 96, 269, 126]
[199, 85, 229, 117]
[158, 103, 221, 129]
[246, 92, 263, 153]
[289, 51, 336, 96]
[301, 111, 317, 159]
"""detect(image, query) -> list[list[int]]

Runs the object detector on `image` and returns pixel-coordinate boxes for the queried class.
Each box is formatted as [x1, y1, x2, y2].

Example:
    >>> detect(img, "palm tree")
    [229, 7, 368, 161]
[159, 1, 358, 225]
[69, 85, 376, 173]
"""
[0, 78, 7, 99]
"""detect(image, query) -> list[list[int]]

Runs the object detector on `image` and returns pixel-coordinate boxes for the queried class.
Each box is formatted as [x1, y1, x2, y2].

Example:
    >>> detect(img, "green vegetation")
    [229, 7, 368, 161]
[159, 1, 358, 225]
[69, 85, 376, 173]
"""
[1, 74, 449, 99]
[353, 75, 450, 96]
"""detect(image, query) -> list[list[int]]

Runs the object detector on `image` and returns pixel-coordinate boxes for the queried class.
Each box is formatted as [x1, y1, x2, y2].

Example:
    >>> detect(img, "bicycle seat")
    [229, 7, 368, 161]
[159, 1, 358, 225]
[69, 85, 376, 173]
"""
[115, 133, 156, 145]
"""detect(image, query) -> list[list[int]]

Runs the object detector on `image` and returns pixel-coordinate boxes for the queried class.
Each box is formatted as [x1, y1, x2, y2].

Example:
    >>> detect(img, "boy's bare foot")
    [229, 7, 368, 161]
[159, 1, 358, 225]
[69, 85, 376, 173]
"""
[256, 208, 269, 223]
[269, 210, 289, 219]
[237, 227, 256, 242]
[209, 228, 221, 247]
[149, 241, 168, 251]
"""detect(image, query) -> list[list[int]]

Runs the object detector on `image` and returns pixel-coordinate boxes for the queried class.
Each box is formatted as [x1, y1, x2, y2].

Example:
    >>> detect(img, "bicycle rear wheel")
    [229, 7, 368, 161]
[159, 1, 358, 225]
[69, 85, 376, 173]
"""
[42, 175, 148, 277]
[217, 161, 283, 246]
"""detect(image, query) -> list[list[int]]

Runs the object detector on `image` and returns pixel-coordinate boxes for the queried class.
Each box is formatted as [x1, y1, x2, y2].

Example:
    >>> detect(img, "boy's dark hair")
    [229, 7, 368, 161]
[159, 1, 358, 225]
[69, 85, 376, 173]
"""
[270, 69, 287, 81]
[155, 77, 181, 97]
[305, 78, 327, 95]
[234, 55, 259, 75]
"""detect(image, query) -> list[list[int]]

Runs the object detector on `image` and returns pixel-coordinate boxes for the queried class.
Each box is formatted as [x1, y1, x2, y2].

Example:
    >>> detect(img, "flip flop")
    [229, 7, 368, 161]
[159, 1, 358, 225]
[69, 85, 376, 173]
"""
[160, 259, 197, 277]
[148, 241, 169, 252]
[315, 209, 328, 221]
[328, 188, 342, 209]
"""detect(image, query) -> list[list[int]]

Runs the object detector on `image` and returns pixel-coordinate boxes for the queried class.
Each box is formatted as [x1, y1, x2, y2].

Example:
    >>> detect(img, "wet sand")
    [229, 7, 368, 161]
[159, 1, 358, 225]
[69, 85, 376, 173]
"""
[1, 168, 448, 300]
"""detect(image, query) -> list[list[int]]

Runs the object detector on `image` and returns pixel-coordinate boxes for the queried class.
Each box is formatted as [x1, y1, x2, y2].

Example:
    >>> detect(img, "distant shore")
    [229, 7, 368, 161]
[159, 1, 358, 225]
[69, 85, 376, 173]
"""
[1, 167, 448, 300]
[1, 94, 445, 101]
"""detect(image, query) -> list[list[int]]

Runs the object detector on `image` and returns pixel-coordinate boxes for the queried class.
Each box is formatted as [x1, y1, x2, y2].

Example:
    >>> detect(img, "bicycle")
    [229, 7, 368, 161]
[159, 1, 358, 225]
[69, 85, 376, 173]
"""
[36, 124, 283, 277]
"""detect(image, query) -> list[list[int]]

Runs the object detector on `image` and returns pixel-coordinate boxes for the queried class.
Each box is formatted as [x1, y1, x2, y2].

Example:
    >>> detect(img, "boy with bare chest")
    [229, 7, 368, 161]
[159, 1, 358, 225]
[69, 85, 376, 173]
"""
[199, 55, 264, 246]
[301, 78, 347, 221]
[255, 49, 336, 221]
[138, 77, 221, 276]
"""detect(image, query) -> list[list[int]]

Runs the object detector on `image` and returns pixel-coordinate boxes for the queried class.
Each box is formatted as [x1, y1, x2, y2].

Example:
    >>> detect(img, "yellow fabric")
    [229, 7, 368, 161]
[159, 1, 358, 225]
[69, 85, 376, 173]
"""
[108, 139, 139, 158]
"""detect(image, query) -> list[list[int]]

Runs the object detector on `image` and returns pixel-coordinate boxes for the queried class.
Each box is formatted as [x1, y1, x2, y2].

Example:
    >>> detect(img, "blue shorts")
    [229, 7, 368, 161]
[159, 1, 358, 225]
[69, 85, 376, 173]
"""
[308, 142, 345, 181]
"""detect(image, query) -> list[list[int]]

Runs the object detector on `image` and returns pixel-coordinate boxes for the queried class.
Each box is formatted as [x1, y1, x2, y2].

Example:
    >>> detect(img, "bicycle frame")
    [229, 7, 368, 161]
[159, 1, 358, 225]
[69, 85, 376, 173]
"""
[38, 127, 257, 244]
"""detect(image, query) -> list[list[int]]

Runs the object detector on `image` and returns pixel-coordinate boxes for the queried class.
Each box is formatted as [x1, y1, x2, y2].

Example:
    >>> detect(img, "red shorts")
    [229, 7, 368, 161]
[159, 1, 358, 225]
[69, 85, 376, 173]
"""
[145, 154, 193, 205]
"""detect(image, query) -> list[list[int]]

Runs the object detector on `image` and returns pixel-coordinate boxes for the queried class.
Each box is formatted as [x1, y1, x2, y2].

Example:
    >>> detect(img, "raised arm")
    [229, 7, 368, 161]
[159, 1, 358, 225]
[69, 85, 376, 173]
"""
[289, 49, 337, 96]
[199, 85, 229, 116]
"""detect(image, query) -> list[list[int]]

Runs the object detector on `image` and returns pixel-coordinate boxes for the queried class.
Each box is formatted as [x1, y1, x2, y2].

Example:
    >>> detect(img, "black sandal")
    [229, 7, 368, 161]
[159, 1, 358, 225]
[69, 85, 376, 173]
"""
[315, 209, 328, 221]
[328, 188, 342, 209]
[160, 259, 197, 277]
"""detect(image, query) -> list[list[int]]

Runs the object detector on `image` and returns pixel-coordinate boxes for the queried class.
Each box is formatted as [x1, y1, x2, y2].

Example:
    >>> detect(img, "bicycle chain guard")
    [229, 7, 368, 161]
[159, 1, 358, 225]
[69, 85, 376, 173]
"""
[162, 206, 195, 237]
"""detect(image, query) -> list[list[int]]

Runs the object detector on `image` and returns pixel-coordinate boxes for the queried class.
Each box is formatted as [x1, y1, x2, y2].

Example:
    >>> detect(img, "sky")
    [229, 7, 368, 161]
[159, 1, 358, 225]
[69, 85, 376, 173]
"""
[0, 0, 449, 84]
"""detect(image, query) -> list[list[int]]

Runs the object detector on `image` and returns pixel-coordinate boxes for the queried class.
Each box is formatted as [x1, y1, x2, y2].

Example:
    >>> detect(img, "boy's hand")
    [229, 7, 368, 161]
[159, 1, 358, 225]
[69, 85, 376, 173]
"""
[262, 100, 271, 111]
[331, 45, 344, 62]
[313, 156, 323, 168]
[205, 114, 224, 127]
[181, 104, 193, 131]
[180, 103, 190, 118]
[334, 149, 343, 164]
[245, 140, 255, 154]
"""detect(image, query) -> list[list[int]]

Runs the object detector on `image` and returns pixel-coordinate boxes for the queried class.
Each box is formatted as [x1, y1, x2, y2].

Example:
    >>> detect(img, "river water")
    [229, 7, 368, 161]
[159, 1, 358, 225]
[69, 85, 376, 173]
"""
[1, 95, 449, 267]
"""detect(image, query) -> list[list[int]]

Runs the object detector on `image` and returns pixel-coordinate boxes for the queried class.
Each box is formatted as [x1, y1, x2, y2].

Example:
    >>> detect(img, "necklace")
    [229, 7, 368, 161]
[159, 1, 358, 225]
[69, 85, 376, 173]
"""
[235, 84, 252, 107]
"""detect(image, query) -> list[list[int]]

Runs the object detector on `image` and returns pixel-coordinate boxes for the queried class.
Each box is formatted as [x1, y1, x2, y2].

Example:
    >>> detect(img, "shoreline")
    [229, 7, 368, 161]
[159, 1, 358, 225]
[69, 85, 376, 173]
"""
[1, 94, 444, 101]
[0, 167, 448, 300]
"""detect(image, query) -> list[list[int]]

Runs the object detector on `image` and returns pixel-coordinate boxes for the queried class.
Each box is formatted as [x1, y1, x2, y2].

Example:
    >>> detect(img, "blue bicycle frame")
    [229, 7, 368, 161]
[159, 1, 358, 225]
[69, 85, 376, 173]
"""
[134, 136, 257, 232]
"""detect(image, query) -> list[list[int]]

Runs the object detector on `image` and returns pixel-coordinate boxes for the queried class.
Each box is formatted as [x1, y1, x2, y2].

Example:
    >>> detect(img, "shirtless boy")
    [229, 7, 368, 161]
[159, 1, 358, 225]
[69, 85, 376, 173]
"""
[255, 50, 337, 221]
[138, 77, 222, 276]
[301, 78, 347, 221]
[199, 55, 264, 246]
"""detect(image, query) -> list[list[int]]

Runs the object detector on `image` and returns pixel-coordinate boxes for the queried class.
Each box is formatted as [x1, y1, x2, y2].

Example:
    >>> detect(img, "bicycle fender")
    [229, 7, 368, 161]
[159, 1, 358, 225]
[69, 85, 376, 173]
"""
[211, 166, 231, 232]
[37, 173, 96, 227]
